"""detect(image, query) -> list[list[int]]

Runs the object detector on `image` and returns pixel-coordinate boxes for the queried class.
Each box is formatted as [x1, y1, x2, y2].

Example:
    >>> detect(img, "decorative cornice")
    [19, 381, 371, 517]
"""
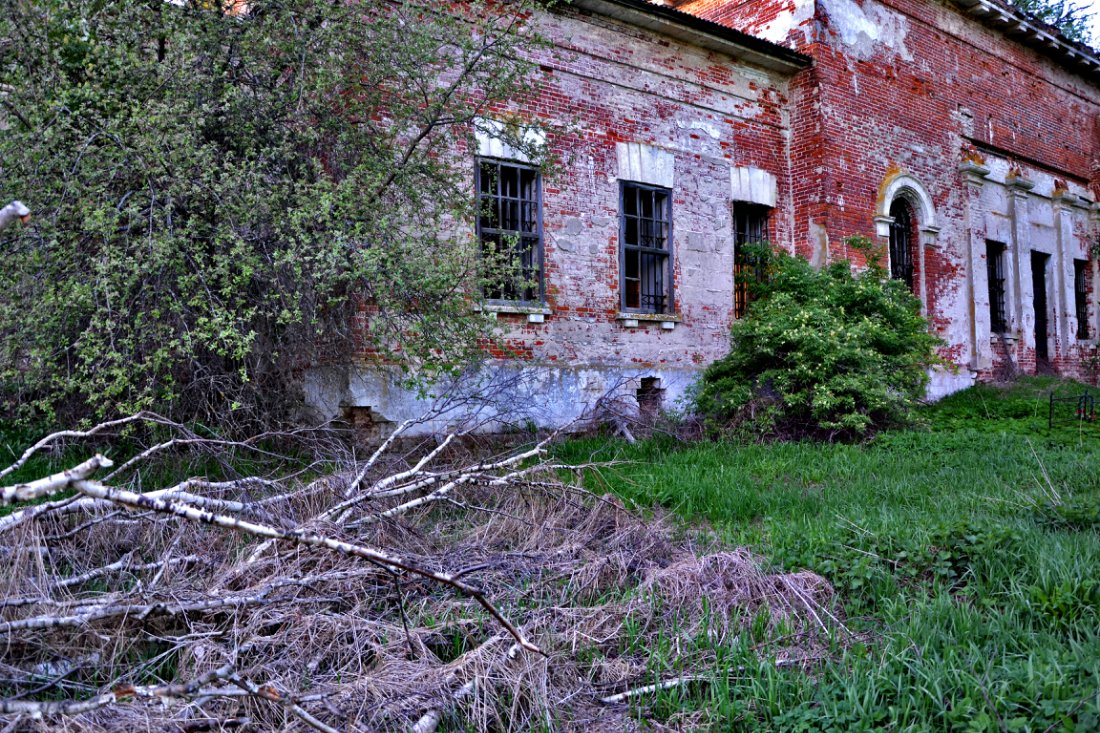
[1005, 173, 1036, 191]
[575, 0, 812, 74]
[950, 0, 1100, 81]
[959, 161, 992, 180]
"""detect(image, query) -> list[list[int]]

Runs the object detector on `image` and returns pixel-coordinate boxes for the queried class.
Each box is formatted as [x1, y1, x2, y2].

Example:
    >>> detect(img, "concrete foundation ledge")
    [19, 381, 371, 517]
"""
[302, 362, 704, 436]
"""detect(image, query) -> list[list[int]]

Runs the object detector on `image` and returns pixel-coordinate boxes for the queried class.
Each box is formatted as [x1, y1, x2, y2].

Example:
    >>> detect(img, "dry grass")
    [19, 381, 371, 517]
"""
[0, 420, 842, 732]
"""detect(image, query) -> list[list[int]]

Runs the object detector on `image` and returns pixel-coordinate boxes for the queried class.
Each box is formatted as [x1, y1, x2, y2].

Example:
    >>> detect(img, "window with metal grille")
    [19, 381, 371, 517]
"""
[734, 204, 770, 319]
[477, 159, 542, 302]
[986, 241, 1007, 334]
[889, 199, 915, 290]
[1075, 259, 1090, 340]
[620, 182, 672, 314]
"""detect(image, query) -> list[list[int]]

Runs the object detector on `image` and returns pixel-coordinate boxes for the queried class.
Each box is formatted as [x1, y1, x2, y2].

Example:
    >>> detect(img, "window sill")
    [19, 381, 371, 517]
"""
[617, 312, 681, 330]
[476, 303, 552, 324]
[990, 333, 1017, 344]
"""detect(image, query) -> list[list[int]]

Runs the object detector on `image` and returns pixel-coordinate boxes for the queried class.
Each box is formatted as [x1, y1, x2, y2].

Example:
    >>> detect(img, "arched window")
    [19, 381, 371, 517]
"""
[888, 198, 915, 290]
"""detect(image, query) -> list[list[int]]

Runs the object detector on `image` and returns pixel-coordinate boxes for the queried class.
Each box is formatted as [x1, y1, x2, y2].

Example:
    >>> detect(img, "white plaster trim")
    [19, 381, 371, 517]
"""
[477, 303, 552, 316]
[878, 173, 937, 229]
[730, 166, 778, 208]
[920, 226, 942, 249]
[475, 118, 546, 164]
[616, 312, 682, 323]
[958, 162, 991, 180]
[616, 143, 675, 188]
[1005, 174, 1036, 192]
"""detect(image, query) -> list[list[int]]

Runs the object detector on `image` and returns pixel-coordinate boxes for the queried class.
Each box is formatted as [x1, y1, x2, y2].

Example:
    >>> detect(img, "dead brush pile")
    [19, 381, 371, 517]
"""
[0, 414, 843, 732]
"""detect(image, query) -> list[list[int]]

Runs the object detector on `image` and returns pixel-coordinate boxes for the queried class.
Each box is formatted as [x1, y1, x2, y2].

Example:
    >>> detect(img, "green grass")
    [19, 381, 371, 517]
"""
[557, 377, 1100, 731]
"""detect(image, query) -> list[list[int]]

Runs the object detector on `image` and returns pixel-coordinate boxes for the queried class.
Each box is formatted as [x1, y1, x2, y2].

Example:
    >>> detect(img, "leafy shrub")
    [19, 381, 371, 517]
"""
[695, 238, 942, 440]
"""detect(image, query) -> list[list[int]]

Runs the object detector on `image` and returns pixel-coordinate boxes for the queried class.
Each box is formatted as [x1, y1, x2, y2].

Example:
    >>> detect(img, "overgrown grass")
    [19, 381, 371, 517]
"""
[558, 376, 1100, 731]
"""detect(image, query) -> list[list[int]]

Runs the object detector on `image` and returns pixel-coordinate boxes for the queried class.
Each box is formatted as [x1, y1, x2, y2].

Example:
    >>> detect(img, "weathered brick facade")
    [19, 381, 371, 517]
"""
[682, 0, 1100, 392]
[305, 0, 1100, 431]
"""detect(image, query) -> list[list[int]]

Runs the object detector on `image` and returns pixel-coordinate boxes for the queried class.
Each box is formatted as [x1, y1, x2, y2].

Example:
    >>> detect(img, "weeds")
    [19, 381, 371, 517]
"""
[558, 377, 1100, 730]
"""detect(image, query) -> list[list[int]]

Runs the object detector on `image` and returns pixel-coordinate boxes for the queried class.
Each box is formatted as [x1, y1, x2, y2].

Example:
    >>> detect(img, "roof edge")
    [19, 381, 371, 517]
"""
[951, 0, 1100, 80]
[571, 0, 813, 74]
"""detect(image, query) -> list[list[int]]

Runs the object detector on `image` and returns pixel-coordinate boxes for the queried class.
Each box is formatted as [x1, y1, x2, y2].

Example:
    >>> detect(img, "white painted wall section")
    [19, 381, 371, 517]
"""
[616, 142, 676, 188]
[730, 166, 777, 207]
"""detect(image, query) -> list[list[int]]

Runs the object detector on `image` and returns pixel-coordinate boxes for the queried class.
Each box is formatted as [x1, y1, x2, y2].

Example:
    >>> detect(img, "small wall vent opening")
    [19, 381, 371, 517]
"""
[637, 377, 664, 417]
[341, 405, 394, 443]
[342, 405, 376, 430]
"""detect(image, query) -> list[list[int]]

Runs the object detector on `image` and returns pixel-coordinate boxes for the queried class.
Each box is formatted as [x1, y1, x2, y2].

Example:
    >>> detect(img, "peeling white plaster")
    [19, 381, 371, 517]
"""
[820, 0, 912, 61]
[675, 117, 721, 140]
[757, 0, 817, 46]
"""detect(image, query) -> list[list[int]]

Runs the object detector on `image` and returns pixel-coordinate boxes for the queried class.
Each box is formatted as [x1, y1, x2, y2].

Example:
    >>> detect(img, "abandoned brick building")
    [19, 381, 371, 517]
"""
[305, 0, 1100, 431]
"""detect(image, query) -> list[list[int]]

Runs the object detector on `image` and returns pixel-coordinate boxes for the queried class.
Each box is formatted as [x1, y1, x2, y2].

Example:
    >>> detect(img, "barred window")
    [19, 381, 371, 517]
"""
[477, 160, 542, 302]
[621, 183, 672, 314]
[889, 199, 915, 290]
[734, 204, 770, 319]
[1075, 259, 1090, 340]
[987, 241, 1007, 334]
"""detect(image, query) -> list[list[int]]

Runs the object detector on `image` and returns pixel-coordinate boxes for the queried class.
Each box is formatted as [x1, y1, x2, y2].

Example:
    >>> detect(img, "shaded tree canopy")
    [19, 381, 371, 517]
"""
[1011, 0, 1097, 44]
[0, 0, 552, 428]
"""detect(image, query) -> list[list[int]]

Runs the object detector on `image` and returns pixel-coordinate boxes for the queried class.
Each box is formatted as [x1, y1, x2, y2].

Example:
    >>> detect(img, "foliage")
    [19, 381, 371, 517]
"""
[1012, 0, 1097, 45]
[0, 0, 552, 428]
[556, 378, 1100, 730]
[694, 238, 942, 440]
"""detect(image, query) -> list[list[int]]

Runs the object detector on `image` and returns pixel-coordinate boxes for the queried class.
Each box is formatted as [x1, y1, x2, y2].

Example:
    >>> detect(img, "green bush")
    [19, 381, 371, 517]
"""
[695, 238, 942, 440]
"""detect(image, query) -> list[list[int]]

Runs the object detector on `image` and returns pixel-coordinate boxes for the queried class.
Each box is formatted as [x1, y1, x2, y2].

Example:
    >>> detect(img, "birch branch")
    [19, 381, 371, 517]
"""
[0, 590, 282, 633]
[0, 455, 113, 506]
[0, 664, 237, 716]
[69, 479, 542, 655]
[0, 412, 173, 483]
[53, 554, 209, 590]
[344, 416, 419, 497]
[352, 461, 572, 527]
[227, 673, 340, 733]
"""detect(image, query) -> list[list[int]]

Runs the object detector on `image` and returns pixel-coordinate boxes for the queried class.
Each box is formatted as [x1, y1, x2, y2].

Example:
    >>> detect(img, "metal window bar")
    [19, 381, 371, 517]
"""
[477, 160, 542, 302]
[987, 242, 1007, 334]
[889, 200, 915, 290]
[1074, 259, 1089, 340]
[621, 183, 671, 314]
[734, 205, 770, 319]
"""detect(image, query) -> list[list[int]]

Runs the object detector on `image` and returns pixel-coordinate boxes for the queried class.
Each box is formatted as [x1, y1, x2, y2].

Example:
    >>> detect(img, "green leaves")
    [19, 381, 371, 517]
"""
[0, 0, 551, 428]
[1011, 0, 1097, 45]
[696, 238, 943, 441]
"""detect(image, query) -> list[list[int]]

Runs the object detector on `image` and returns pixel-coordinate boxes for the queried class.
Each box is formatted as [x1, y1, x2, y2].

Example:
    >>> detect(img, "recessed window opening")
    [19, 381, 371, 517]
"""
[987, 241, 1007, 334]
[734, 204, 770, 319]
[621, 183, 672, 314]
[1032, 251, 1050, 363]
[888, 198, 916, 290]
[477, 159, 542, 302]
[1074, 259, 1089, 340]
[637, 377, 664, 416]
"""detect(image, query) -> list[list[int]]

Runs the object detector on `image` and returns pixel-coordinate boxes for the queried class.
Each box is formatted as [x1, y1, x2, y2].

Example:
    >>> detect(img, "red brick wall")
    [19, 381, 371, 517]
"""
[458, 4, 799, 371]
[668, 0, 1099, 381]
[668, 0, 800, 36]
